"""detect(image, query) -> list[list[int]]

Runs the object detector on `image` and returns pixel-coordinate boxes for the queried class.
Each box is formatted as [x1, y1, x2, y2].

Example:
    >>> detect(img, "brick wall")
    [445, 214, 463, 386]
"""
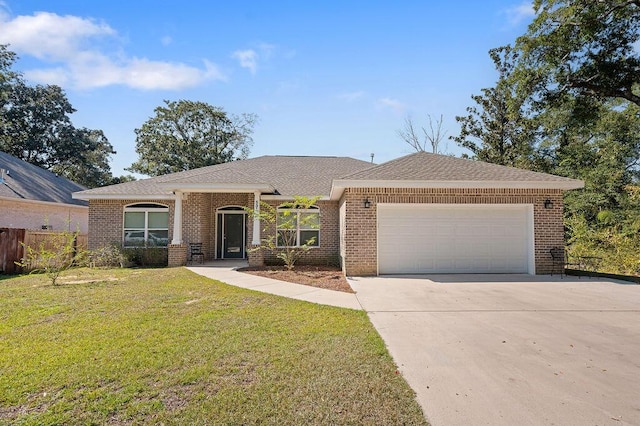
[1, 198, 88, 233]
[340, 188, 565, 276]
[257, 200, 340, 266]
[88, 199, 174, 250]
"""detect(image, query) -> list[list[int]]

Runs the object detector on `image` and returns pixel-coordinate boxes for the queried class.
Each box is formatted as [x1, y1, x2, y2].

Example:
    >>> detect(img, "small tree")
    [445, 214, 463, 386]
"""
[17, 229, 86, 285]
[247, 196, 321, 270]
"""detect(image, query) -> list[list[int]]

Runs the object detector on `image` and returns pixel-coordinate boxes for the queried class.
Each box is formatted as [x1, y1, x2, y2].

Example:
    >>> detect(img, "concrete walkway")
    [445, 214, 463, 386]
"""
[186, 261, 362, 310]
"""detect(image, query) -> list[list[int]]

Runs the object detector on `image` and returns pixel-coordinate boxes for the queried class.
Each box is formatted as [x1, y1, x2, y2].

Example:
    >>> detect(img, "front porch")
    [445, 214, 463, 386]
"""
[166, 191, 263, 267]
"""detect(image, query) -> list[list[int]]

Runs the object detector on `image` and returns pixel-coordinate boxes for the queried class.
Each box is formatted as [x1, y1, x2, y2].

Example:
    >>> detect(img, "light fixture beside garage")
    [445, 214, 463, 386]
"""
[544, 199, 553, 209]
[364, 198, 371, 209]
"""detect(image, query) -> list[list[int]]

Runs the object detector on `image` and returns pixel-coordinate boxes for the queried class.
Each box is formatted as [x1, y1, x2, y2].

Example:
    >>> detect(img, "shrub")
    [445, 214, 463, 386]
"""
[121, 245, 168, 267]
[17, 230, 86, 285]
[87, 244, 128, 268]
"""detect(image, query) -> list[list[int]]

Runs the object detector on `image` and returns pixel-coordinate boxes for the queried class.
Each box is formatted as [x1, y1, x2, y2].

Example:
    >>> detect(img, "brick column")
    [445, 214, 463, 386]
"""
[168, 243, 187, 267]
[247, 245, 264, 267]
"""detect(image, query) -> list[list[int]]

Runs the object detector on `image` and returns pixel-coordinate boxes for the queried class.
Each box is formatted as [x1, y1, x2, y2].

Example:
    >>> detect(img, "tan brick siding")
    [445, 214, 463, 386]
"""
[88, 187, 565, 274]
[257, 200, 340, 266]
[168, 243, 187, 267]
[1, 198, 88, 232]
[88, 194, 340, 266]
[340, 188, 565, 276]
[88, 199, 174, 250]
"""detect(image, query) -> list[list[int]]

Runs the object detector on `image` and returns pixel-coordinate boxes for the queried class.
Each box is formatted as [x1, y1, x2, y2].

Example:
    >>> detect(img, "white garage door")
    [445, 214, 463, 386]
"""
[378, 204, 533, 274]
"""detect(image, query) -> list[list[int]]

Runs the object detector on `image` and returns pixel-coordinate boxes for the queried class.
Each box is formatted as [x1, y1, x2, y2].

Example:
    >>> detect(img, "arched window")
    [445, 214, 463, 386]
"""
[276, 205, 320, 247]
[123, 203, 169, 247]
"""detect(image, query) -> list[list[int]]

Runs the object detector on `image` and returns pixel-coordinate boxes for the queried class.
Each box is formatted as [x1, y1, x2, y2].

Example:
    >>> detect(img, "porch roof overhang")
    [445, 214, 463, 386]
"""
[73, 183, 275, 201]
[157, 182, 274, 193]
[329, 179, 585, 200]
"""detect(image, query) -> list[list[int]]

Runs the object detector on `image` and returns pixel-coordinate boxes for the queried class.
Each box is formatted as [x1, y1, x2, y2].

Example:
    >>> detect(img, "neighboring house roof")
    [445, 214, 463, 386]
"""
[73, 155, 374, 199]
[72, 152, 585, 201]
[330, 152, 584, 199]
[0, 151, 87, 206]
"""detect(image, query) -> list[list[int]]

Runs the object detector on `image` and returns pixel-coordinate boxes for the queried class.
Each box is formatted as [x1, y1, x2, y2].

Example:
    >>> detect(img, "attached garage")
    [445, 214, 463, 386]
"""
[377, 204, 534, 275]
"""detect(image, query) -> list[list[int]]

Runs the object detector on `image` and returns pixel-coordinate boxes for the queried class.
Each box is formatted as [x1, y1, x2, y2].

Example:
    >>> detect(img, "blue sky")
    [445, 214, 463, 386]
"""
[0, 1, 535, 176]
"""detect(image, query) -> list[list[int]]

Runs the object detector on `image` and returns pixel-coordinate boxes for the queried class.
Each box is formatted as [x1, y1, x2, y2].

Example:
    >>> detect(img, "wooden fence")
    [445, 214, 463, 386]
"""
[0, 228, 88, 274]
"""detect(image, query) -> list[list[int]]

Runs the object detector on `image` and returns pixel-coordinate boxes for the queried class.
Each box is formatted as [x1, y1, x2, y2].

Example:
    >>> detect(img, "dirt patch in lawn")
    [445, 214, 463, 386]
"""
[238, 265, 354, 293]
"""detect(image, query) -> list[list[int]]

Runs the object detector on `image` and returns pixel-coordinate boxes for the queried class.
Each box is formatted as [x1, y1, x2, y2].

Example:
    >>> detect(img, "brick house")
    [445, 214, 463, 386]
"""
[73, 152, 583, 275]
[0, 151, 88, 232]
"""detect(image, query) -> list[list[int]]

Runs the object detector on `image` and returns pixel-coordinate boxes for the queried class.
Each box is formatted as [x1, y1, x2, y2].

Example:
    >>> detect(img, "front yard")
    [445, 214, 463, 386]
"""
[0, 268, 426, 425]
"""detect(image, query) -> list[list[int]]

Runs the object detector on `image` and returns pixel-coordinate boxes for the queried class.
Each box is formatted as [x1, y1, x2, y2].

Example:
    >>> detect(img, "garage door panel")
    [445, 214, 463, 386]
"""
[378, 204, 531, 274]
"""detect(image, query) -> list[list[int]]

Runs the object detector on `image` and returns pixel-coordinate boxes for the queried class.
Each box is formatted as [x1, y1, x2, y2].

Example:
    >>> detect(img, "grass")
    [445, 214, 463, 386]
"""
[0, 268, 427, 425]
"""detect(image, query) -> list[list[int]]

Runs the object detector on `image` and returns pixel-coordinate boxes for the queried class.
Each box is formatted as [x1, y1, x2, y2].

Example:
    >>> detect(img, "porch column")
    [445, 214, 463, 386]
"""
[171, 191, 183, 244]
[252, 191, 261, 245]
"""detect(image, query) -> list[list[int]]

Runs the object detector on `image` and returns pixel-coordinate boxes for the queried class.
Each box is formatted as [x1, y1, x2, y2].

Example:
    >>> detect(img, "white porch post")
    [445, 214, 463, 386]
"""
[171, 191, 183, 244]
[252, 191, 261, 245]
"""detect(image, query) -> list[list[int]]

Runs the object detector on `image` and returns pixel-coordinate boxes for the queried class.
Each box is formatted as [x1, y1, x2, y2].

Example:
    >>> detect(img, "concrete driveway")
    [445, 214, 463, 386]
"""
[348, 275, 640, 426]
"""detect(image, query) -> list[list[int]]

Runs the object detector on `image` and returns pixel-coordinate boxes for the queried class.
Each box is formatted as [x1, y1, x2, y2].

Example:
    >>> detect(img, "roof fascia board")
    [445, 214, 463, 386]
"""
[157, 183, 273, 192]
[260, 195, 331, 201]
[0, 195, 88, 209]
[332, 179, 584, 192]
[72, 193, 176, 201]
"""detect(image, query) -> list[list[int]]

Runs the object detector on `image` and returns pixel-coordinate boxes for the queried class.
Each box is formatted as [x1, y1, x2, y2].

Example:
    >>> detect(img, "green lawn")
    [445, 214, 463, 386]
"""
[0, 268, 427, 425]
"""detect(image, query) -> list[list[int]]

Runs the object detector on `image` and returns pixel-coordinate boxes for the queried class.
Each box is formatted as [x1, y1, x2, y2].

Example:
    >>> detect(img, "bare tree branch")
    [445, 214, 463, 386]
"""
[397, 114, 447, 153]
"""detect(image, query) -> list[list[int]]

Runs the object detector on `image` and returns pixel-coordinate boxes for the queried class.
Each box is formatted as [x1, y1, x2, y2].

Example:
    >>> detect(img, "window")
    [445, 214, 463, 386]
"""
[276, 206, 320, 247]
[123, 203, 169, 247]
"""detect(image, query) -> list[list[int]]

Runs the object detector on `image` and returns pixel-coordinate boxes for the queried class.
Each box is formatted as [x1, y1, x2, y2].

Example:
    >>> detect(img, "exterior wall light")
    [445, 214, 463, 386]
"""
[364, 198, 371, 209]
[544, 199, 553, 209]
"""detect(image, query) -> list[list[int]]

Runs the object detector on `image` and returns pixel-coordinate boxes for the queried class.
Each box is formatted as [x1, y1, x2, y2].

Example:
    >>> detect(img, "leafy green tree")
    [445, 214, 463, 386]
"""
[0, 44, 19, 103]
[451, 46, 536, 167]
[515, 0, 640, 106]
[128, 100, 258, 176]
[50, 129, 118, 188]
[555, 100, 640, 221]
[0, 45, 116, 188]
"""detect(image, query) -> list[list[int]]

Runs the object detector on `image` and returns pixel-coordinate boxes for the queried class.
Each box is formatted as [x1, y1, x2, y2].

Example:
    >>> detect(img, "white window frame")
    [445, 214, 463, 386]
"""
[276, 206, 320, 248]
[123, 204, 169, 248]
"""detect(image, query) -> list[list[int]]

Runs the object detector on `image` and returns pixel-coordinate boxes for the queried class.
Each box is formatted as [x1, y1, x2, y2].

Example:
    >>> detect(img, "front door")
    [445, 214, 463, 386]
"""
[218, 213, 245, 259]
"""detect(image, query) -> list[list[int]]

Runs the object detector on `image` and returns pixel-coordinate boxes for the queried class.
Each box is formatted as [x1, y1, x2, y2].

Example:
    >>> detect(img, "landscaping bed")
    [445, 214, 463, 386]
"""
[238, 265, 354, 293]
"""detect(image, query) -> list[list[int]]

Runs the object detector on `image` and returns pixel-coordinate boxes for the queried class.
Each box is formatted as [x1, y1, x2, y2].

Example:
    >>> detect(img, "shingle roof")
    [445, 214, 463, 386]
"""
[74, 152, 584, 201]
[340, 151, 582, 183]
[74, 155, 374, 198]
[0, 151, 87, 206]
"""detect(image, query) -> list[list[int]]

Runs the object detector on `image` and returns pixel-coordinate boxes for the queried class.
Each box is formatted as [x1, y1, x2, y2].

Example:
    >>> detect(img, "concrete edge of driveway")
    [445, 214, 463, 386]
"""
[186, 263, 363, 311]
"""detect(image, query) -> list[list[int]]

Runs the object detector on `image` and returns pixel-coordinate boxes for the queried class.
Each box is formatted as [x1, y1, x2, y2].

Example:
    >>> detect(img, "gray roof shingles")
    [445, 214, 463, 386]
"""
[0, 151, 87, 206]
[340, 151, 581, 183]
[74, 152, 583, 199]
[75, 156, 374, 198]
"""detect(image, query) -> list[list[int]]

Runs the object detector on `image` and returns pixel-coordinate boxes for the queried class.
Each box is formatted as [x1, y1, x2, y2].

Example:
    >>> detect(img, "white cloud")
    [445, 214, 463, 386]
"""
[231, 42, 292, 74]
[232, 49, 258, 74]
[504, 1, 535, 27]
[0, 11, 226, 90]
[161, 35, 173, 46]
[377, 97, 406, 113]
[337, 91, 365, 102]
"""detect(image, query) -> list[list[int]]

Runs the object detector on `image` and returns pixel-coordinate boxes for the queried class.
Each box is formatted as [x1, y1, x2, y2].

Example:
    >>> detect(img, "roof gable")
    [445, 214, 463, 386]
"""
[0, 151, 87, 206]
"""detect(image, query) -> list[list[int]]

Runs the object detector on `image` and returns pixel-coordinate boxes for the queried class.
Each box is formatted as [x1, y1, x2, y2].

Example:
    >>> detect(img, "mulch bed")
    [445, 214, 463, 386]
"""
[237, 265, 354, 293]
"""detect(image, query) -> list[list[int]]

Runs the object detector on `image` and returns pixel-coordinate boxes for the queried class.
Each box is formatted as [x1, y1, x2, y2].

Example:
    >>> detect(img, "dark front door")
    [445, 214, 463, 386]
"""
[221, 213, 245, 259]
